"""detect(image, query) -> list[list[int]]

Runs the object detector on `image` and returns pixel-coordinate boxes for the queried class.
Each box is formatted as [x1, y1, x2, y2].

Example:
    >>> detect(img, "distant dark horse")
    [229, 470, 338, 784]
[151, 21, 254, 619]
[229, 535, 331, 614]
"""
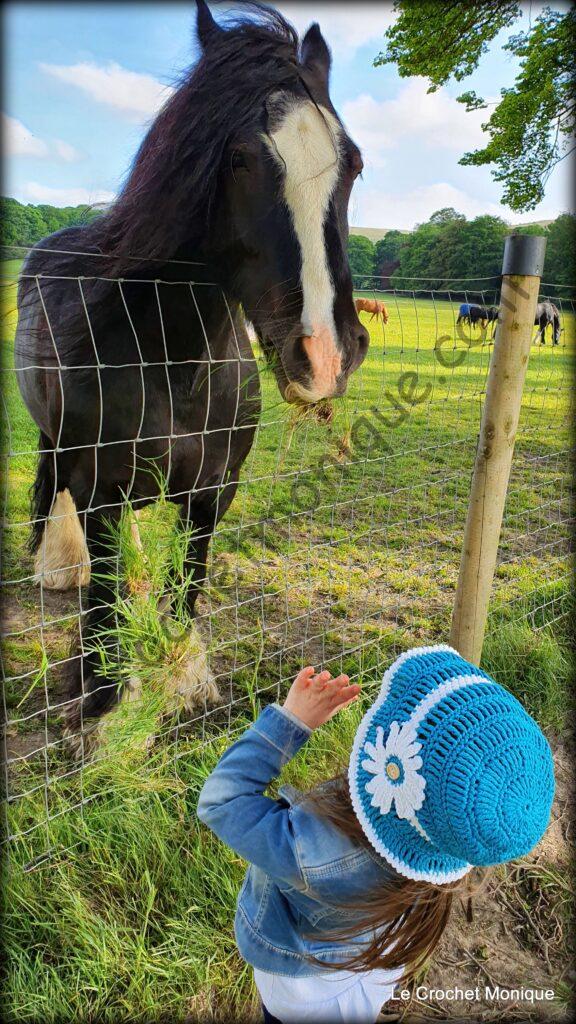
[15, 0, 368, 743]
[485, 305, 499, 337]
[459, 301, 561, 343]
[534, 301, 561, 344]
[457, 303, 486, 328]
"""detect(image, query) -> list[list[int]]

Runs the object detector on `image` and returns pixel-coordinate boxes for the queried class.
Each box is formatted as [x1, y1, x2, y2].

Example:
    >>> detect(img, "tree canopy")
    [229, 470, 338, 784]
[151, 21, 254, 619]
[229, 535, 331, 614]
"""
[347, 234, 375, 284]
[348, 212, 574, 297]
[543, 213, 576, 290]
[391, 213, 510, 292]
[373, 230, 406, 275]
[1, 197, 102, 250]
[374, 2, 575, 211]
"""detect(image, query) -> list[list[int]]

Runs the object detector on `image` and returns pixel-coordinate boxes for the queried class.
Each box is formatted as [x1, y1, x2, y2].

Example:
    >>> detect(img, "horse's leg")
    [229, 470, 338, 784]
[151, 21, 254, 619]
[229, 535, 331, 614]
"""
[172, 517, 221, 709]
[156, 471, 243, 712]
[63, 504, 125, 750]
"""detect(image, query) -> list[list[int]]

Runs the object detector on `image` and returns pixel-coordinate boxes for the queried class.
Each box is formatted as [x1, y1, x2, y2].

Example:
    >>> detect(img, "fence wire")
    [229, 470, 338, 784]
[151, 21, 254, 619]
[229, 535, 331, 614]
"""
[1, 248, 573, 867]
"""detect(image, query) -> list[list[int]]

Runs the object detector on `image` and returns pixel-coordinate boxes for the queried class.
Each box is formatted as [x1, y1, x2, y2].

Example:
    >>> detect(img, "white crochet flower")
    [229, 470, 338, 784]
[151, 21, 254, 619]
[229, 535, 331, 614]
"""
[361, 721, 425, 820]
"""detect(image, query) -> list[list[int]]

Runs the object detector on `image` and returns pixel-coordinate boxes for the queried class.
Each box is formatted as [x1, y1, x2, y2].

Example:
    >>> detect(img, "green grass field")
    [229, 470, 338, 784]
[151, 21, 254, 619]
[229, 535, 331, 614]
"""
[1, 261, 574, 1022]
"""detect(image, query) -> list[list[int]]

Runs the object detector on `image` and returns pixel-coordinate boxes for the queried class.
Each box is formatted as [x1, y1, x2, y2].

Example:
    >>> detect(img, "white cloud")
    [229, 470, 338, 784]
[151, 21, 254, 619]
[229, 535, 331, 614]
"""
[53, 139, 82, 162]
[2, 114, 49, 158]
[350, 182, 506, 232]
[3, 113, 84, 164]
[276, 3, 395, 59]
[21, 182, 116, 207]
[343, 79, 494, 170]
[39, 61, 175, 120]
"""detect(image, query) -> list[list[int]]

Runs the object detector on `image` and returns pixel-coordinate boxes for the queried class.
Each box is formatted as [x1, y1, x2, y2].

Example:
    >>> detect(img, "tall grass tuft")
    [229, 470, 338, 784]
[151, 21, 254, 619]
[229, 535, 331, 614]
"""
[482, 617, 572, 732]
[86, 482, 214, 762]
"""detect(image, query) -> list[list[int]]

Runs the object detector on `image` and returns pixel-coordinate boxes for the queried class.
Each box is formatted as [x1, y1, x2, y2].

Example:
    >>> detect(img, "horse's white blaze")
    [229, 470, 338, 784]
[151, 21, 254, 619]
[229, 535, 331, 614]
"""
[267, 100, 342, 400]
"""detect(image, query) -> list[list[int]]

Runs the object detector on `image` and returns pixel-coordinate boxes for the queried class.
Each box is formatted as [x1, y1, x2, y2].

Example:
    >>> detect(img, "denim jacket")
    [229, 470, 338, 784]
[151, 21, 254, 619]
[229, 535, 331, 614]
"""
[197, 703, 394, 977]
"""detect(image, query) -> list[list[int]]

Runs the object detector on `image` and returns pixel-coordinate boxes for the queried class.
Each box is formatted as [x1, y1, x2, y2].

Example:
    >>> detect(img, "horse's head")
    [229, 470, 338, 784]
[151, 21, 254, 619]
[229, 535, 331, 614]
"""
[197, 1, 369, 405]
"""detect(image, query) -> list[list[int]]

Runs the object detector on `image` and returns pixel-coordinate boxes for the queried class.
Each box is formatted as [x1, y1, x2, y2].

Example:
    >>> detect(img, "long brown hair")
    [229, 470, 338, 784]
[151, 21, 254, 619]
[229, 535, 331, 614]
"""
[305, 773, 487, 980]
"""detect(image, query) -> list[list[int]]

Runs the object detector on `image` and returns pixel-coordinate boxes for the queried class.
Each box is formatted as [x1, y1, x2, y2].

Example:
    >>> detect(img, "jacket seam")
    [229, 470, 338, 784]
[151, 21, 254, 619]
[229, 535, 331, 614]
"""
[288, 808, 311, 892]
[253, 874, 273, 930]
[302, 850, 374, 881]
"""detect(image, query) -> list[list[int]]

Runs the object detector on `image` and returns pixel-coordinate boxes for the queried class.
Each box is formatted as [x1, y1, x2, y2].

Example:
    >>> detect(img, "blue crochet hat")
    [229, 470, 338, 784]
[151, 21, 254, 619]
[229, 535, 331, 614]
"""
[348, 645, 555, 884]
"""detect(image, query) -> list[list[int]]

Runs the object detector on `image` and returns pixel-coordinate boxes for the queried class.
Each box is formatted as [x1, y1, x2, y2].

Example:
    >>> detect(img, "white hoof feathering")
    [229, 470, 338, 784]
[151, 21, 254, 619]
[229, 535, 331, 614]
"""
[34, 489, 91, 590]
[169, 621, 221, 710]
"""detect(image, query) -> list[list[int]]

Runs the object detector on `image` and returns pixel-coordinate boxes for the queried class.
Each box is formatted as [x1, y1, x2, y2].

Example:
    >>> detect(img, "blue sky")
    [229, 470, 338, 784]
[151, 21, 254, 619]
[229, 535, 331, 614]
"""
[3, 0, 573, 229]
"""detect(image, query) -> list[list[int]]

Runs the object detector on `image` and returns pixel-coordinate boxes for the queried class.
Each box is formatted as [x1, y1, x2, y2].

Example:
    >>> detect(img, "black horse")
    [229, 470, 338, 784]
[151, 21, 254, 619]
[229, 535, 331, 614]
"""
[534, 301, 561, 345]
[484, 305, 499, 338]
[456, 304, 491, 329]
[15, 0, 368, 741]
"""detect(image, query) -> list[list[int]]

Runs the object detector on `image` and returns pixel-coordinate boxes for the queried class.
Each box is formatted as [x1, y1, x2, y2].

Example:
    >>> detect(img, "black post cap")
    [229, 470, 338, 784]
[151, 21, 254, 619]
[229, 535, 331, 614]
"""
[502, 233, 547, 277]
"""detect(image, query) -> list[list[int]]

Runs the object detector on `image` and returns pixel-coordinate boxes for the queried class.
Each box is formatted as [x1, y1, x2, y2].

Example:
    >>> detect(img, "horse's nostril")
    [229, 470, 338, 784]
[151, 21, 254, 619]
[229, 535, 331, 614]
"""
[358, 328, 369, 351]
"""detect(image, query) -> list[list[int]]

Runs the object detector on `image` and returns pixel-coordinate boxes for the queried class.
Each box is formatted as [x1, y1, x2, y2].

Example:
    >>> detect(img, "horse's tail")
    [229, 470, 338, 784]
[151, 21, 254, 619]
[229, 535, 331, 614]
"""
[29, 432, 55, 553]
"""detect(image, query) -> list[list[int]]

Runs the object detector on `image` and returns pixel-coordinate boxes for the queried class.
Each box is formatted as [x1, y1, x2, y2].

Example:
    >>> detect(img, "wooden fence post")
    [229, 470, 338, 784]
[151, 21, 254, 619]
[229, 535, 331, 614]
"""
[450, 234, 547, 664]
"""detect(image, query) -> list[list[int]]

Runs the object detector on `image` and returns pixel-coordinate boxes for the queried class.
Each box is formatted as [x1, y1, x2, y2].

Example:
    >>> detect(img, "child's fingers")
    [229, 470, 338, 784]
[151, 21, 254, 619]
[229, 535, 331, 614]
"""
[325, 674, 353, 698]
[332, 682, 360, 705]
[330, 673, 350, 688]
[310, 669, 332, 690]
[327, 690, 361, 719]
[294, 666, 315, 687]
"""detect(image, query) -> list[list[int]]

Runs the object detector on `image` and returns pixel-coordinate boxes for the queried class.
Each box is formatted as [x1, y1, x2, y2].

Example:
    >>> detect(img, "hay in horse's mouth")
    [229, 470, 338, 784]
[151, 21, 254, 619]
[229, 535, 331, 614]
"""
[262, 349, 334, 423]
[286, 392, 334, 425]
[280, 378, 334, 421]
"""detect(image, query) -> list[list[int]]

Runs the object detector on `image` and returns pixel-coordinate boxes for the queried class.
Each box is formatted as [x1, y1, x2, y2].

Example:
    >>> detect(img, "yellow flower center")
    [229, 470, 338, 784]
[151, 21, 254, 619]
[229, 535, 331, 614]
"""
[386, 761, 401, 781]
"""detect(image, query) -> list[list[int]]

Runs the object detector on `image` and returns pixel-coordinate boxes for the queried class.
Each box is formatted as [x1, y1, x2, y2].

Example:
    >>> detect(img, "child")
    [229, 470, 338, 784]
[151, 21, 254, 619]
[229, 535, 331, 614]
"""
[198, 645, 555, 1024]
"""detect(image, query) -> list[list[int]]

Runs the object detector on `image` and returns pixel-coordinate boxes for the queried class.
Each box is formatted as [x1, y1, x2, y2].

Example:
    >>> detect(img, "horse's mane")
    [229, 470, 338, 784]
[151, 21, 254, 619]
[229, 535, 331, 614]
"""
[17, 5, 306, 361]
[73, 5, 301, 278]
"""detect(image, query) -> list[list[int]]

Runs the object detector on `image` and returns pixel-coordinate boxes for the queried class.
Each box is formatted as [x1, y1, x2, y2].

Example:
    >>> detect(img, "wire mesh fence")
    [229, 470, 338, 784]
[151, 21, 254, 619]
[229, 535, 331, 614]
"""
[1, 246, 573, 868]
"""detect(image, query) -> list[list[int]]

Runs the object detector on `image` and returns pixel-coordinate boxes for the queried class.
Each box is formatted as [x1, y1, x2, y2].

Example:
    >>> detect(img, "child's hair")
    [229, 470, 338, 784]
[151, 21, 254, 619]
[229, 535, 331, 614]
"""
[305, 773, 486, 980]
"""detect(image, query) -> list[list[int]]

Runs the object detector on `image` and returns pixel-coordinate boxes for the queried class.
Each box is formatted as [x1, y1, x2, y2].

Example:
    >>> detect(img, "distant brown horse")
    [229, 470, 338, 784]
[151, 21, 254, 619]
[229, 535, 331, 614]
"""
[355, 297, 389, 324]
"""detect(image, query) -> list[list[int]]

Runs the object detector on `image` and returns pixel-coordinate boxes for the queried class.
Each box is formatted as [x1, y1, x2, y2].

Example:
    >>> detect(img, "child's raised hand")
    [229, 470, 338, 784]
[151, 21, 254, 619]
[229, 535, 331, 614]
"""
[282, 666, 361, 730]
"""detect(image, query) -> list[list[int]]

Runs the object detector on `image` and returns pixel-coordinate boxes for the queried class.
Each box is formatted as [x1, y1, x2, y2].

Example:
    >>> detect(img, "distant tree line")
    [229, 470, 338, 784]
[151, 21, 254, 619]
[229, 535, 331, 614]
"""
[348, 209, 575, 298]
[2, 197, 573, 298]
[1, 197, 102, 251]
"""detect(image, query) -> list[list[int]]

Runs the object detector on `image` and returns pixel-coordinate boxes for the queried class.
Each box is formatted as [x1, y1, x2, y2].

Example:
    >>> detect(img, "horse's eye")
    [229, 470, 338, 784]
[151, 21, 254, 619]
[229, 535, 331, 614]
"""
[350, 150, 364, 179]
[231, 150, 249, 172]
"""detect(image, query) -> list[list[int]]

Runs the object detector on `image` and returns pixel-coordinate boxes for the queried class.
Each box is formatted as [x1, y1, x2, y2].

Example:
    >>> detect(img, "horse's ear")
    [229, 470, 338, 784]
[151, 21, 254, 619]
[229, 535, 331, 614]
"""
[300, 23, 331, 84]
[196, 0, 223, 50]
